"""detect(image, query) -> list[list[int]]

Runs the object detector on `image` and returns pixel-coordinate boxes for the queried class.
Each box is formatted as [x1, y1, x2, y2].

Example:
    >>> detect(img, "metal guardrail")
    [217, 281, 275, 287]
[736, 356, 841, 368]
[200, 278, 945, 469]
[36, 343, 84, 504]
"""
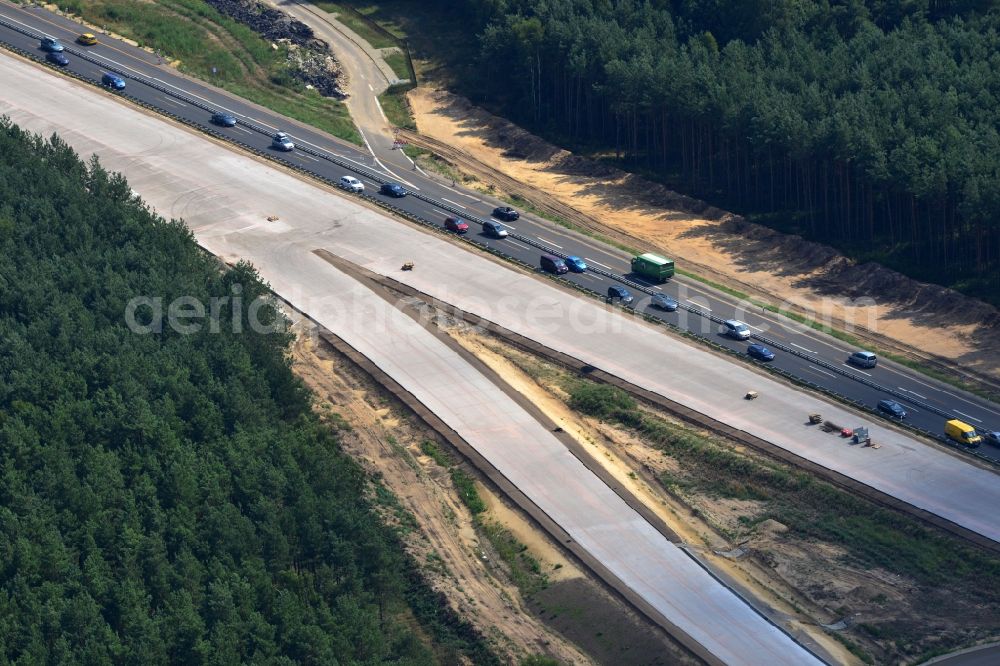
[2, 17, 994, 464]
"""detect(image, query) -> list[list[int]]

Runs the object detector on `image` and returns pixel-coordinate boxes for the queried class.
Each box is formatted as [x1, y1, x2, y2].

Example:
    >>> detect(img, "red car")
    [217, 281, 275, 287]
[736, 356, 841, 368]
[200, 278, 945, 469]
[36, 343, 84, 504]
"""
[444, 217, 469, 234]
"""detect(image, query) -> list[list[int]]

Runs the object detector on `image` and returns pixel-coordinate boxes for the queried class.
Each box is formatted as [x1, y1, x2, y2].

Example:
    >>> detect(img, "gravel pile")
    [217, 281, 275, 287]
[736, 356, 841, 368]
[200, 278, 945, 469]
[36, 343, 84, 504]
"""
[205, 0, 347, 98]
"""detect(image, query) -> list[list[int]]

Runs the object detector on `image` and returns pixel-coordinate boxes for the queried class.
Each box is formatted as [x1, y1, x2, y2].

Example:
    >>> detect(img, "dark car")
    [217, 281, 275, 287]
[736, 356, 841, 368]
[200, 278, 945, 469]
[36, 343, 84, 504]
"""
[211, 112, 237, 127]
[492, 206, 519, 222]
[607, 286, 634, 305]
[40, 37, 64, 52]
[482, 219, 508, 238]
[444, 217, 469, 234]
[877, 399, 907, 419]
[565, 256, 587, 273]
[46, 51, 69, 67]
[985, 431, 1000, 447]
[650, 293, 678, 311]
[747, 343, 775, 362]
[540, 254, 568, 274]
[101, 72, 126, 90]
[380, 182, 407, 197]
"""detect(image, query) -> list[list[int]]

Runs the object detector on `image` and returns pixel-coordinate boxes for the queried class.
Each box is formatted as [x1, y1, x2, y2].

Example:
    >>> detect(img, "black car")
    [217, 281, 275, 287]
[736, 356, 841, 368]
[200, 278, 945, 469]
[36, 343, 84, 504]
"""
[492, 206, 519, 221]
[46, 51, 69, 67]
[607, 286, 634, 305]
[380, 182, 407, 197]
[211, 112, 237, 127]
[877, 399, 907, 419]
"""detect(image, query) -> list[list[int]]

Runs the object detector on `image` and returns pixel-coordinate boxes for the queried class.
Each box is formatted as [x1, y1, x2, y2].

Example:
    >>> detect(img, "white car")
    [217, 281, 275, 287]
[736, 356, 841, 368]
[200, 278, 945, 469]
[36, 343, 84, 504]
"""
[271, 131, 294, 151]
[339, 175, 364, 193]
[722, 319, 751, 340]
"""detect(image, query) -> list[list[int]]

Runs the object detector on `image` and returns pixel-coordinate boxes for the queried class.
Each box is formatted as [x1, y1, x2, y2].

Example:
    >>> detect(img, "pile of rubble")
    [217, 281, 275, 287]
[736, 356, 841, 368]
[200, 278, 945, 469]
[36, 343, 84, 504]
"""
[205, 0, 347, 98]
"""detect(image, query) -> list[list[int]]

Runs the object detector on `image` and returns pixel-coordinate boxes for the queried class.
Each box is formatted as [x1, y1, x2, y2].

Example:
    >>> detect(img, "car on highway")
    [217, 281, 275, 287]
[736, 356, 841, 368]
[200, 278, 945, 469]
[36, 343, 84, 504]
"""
[607, 285, 634, 305]
[848, 350, 878, 368]
[338, 175, 364, 193]
[101, 72, 126, 90]
[722, 319, 751, 340]
[39, 37, 64, 52]
[984, 431, 1000, 447]
[77, 33, 98, 46]
[211, 112, 238, 127]
[650, 293, 678, 311]
[46, 51, 69, 67]
[565, 256, 587, 273]
[493, 206, 519, 221]
[271, 132, 294, 151]
[482, 219, 508, 238]
[877, 399, 907, 419]
[444, 217, 469, 234]
[747, 343, 775, 362]
[540, 254, 568, 274]
[379, 182, 407, 197]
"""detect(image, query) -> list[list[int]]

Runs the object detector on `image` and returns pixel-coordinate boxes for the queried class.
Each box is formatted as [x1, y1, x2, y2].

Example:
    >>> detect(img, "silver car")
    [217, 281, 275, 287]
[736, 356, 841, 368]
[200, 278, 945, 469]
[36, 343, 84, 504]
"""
[271, 132, 294, 151]
[339, 175, 364, 193]
[722, 319, 751, 340]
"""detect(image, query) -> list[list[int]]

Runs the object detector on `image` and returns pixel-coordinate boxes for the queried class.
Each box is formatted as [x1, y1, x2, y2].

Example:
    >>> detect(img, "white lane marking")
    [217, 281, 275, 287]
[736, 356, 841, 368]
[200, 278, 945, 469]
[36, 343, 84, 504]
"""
[954, 410, 983, 423]
[301, 153, 320, 162]
[585, 257, 615, 271]
[808, 365, 837, 378]
[358, 127, 376, 157]
[685, 299, 711, 310]
[373, 156, 419, 190]
[373, 94, 387, 122]
[492, 219, 516, 229]
[368, 83, 374, 91]
[653, 285, 662, 290]
[414, 164, 429, 177]
[441, 197, 466, 209]
[362, 178, 380, 187]
[589, 275, 604, 281]
[881, 367, 1000, 417]
[234, 126, 253, 134]
[792, 343, 817, 354]
[452, 190, 480, 201]
[843, 364, 872, 376]
[162, 96, 187, 107]
[535, 236, 563, 248]
[431, 208, 450, 218]
[899, 387, 928, 400]
[507, 239, 530, 250]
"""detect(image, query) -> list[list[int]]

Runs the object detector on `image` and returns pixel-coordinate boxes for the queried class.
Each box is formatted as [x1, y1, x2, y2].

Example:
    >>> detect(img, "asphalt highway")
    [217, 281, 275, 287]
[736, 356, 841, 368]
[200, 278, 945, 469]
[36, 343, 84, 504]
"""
[1, 1, 998, 459]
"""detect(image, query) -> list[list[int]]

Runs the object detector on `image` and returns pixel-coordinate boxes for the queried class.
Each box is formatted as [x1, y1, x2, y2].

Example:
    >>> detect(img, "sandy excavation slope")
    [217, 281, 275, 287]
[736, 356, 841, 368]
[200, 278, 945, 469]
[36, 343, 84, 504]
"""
[407, 87, 1000, 384]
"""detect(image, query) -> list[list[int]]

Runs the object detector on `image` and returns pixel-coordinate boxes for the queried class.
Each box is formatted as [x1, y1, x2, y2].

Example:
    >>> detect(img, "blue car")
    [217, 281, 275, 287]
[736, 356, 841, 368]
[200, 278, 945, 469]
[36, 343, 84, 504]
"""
[40, 37, 64, 52]
[211, 112, 237, 127]
[46, 51, 69, 67]
[101, 72, 126, 90]
[379, 182, 407, 197]
[877, 399, 907, 419]
[747, 343, 775, 362]
[565, 256, 587, 273]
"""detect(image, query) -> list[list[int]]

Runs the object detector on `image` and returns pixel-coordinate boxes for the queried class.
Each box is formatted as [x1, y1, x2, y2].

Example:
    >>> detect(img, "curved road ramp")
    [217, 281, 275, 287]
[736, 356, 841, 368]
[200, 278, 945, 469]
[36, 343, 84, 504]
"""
[4, 49, 998, 662]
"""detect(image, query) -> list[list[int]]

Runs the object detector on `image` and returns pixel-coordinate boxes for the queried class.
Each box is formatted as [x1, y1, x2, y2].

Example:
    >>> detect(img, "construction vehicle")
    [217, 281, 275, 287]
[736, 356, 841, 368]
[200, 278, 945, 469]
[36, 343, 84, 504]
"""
[631, 253, 675, 282]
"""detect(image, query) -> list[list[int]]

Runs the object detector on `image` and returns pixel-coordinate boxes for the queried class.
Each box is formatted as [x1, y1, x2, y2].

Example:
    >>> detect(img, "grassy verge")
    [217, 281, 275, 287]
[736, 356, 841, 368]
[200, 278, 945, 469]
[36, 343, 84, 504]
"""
[314, 2, 399, 48]
[53, 0, 361, 144]
[384, 50, 411, 80]
[378, 84, 416, 129]
[420, 441, 549, 596]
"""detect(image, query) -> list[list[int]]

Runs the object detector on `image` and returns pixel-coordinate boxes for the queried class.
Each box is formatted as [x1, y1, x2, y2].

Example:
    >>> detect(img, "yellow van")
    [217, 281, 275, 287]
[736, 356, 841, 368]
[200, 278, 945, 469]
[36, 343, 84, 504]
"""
[945, 419, 982, 447]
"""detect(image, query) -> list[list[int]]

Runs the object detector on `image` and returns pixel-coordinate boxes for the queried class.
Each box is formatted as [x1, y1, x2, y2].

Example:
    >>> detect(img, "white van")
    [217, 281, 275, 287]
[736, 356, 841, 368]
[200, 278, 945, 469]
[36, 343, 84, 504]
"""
[848, 351, 877, 368]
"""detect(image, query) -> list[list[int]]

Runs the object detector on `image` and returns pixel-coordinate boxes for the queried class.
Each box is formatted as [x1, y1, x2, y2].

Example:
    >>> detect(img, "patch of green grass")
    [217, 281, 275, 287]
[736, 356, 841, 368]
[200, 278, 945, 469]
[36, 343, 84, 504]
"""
[314, 2, 397, 48]
[419, 439, 451, 467]
[480, 521, 548, 595]
[384, 50, 411, 81]
[378, 85, 416, 130]
[53, 0, 361, 144]
[451, 468, 486, 515]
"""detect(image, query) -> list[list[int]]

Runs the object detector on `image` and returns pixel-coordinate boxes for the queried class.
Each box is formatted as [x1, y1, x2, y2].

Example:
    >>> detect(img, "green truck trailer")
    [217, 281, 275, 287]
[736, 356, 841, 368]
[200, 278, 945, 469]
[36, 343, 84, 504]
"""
[631, 253, 675, 283]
